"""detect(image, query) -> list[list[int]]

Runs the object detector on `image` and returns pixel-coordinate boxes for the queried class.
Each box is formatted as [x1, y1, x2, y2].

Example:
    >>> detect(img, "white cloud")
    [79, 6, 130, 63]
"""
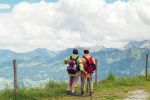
[0, 0, 150, 52]
[0, 3, 10, 9]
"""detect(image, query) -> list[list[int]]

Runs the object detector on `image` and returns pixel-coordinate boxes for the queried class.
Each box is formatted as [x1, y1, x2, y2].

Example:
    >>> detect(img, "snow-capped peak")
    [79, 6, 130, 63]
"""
[88, 45, 106, 52]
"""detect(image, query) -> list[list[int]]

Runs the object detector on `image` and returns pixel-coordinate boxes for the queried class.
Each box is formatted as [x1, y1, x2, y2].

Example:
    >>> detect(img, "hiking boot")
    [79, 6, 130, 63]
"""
[89, 92, 93, 96]
[81, 92, 85, 97]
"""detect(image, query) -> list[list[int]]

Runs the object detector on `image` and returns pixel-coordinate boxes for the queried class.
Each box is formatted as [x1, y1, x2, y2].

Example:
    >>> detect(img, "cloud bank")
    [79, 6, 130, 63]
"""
[0, 0, 150, 52]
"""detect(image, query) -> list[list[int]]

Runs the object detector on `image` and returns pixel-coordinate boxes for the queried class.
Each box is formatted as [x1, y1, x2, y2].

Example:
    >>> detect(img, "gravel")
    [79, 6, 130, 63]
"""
[124, 90, 149, 100]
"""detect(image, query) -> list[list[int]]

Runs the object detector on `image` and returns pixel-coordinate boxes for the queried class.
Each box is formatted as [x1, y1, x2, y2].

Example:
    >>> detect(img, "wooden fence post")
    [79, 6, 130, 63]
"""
[95, 59, 98, 86]
[13, 59, 18, 96]
[145, 54, 148, 77]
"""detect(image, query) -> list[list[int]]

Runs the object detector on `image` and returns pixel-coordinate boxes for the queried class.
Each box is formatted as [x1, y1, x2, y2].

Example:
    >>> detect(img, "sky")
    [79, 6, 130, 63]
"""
[0, 0, 150, 52]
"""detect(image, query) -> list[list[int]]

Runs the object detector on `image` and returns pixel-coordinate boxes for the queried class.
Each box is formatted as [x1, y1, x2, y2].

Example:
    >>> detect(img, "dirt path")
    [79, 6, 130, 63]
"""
[53, 90, 149, 100]
[124, 90, 149, 100]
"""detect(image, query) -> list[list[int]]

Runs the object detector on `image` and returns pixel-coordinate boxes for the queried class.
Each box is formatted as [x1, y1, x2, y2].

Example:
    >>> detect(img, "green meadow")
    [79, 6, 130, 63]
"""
[0, 74, 150, 100]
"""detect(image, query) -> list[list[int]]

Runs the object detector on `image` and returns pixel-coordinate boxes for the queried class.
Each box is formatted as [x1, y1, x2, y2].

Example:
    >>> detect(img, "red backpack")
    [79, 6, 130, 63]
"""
[83, 56, 96, 73]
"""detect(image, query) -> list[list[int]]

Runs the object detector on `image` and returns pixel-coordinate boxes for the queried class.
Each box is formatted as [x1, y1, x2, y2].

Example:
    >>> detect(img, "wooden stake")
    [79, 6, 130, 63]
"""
[13, 59, 18, 96]
[145, 54, 148, 77]
[95, 59, 98, 86]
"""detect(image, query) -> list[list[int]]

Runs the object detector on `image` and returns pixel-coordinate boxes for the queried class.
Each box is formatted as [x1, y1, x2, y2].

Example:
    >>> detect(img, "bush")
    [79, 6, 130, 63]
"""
[107, 72, 116, 81]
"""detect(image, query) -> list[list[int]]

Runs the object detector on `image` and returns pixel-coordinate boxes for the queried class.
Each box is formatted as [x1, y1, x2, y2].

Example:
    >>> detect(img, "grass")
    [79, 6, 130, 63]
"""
[0, 80, 68, 100]
[94, 74, 150, 99]
[0, 74, 150, 100]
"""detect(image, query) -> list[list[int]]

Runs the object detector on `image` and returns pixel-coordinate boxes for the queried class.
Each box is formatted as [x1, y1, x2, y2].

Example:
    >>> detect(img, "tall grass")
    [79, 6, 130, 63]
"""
[95, 74, 150, 93]
[107, 72, 116, 81]
[0, 80, 68, 100]
[0, 74, 150, 100]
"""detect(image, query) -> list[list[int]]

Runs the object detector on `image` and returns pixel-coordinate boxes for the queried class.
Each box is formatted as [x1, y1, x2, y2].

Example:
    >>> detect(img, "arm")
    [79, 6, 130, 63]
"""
[64, 57, 69, 64]
[92, 57, 96, 64]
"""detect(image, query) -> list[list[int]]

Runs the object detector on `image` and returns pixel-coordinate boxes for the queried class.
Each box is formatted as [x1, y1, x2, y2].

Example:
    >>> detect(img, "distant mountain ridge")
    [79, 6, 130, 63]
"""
[0, 40, 150, 90]
[125, 40, 150, 49]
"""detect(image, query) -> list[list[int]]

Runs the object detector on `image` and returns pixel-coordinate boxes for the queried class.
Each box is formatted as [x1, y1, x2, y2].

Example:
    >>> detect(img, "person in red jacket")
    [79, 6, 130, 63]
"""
[81, 49, 96, 96]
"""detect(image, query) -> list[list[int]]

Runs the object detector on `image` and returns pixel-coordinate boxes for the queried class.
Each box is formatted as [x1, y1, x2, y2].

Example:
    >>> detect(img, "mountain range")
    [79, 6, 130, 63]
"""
[0, 40, 150, 90]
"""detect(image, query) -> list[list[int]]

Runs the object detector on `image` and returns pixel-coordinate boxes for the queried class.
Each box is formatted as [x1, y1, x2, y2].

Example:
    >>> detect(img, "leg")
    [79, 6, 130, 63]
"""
[81, 77, 86, 96]
[71, 76, 78, 93]
[87, 78, 90, 92]
[67, 77, 71, 91]
[89, 77, 93, 93]
[70, 76, 73, 92]
[88, 77, 93, 96]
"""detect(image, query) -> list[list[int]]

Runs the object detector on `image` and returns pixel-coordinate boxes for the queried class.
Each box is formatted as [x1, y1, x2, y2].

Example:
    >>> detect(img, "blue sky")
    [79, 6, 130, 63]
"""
[0, 0, 128, 6]
[0, 0, 58, 12]
[0, 0, 58, 6]
[0, 0, 128, 4]
[0, 0, 128, 13]
[0, 0, 57, 6]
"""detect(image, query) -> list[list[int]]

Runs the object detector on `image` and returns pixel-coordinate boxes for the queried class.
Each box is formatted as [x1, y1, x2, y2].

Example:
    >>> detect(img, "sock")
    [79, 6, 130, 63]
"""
[72, 90, 74, 93]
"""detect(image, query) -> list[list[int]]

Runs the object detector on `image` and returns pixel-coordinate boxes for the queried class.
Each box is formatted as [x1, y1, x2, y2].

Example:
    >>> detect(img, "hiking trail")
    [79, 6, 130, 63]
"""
[124, 90, 149, 100]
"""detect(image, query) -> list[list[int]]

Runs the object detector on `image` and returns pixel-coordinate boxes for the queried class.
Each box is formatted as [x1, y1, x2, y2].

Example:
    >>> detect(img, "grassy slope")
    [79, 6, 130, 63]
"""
[0, 74, 150, 100]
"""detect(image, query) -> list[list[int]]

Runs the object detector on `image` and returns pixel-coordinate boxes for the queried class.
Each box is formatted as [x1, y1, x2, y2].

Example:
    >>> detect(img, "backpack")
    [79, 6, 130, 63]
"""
[83, 56, 96, 73]
[67, 56, 79, 74]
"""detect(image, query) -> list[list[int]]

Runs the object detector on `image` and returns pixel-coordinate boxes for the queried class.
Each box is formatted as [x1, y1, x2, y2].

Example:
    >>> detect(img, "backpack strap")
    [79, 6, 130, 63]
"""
[83, 56, 90, 66]
[83, 56, 93, 60]
[70, 56, 79, 60]
[83, 56, 87, 60]
[75, 56, 79, 61]
[70, 56, 79, 65]
[83, 56, 92, 59]
[70, 56, 72, 60]
[75, 56, 79, 65]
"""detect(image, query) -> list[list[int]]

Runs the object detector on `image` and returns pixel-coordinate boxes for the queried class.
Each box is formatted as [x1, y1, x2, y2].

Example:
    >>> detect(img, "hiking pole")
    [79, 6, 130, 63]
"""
[145, 54, 148, 77]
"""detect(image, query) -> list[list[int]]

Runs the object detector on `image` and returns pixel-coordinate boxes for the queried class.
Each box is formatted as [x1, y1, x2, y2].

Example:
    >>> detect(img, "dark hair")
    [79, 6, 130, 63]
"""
[73, 49, 78, 54]
[84, 49, 89, 54]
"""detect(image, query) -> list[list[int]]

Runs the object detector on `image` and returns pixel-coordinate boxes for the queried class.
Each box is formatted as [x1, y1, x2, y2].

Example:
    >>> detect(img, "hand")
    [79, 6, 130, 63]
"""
[84, 71, 87, 74]
[64, 58, 68, 64]
[64, 58, 68, 61]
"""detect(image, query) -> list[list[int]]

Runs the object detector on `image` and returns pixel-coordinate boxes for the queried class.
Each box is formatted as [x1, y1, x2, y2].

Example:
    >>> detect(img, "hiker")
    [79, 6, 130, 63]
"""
[81, 49, 96, 96]
[64, 48, 85, 95]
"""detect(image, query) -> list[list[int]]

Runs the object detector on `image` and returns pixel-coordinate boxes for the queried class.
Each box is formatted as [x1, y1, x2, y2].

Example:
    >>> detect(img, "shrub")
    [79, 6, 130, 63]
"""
[107, 72, 116, 81]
